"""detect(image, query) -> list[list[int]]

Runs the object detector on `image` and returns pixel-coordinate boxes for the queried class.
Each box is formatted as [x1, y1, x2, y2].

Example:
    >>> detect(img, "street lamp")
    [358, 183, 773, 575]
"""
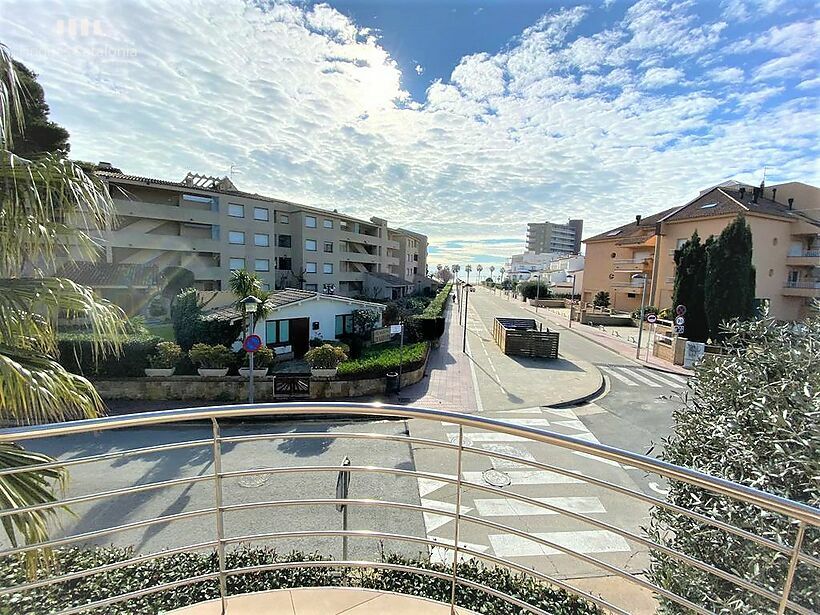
[632, 274, 648, 359]
[566, 274, 576, 328]
[534, 272, 542, 313]
[241, 295, 263, 403]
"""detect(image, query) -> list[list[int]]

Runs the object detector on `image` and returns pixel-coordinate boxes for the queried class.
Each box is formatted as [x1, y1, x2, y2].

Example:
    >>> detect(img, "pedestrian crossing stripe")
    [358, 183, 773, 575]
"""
[462, 470, 584, 485]
[474, 496, 606, 517]
[599, 365, 687, 389]
[488, 530, 631, 557]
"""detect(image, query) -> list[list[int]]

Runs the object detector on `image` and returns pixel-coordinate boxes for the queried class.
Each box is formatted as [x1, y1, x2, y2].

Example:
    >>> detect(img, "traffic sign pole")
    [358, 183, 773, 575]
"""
[336, 456, 351, 561]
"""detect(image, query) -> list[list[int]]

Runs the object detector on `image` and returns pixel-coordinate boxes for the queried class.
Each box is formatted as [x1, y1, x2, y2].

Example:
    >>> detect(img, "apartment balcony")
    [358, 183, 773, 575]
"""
[613, 258, 652, 273]
[782, 279, 820, 297]
[113, 198, 219, 225]
[339, 251, 380, 265]
[611, 278, 647, 289]
[102, 230, 221, 253]
[0, 403, 816, 615]
[785, 250, 820, 267]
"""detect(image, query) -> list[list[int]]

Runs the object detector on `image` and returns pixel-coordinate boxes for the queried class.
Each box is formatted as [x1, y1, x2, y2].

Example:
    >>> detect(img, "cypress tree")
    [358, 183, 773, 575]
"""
[672, 231, 710, 342]
[704, 215, 756, 340]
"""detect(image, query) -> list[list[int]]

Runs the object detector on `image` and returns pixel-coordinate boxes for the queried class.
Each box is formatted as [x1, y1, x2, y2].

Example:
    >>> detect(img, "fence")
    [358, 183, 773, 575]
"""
[492, 317, 559, 359]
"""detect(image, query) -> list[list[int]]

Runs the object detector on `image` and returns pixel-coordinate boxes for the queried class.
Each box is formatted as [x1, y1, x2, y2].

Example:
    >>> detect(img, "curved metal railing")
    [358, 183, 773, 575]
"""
[0, 402, 817, 615]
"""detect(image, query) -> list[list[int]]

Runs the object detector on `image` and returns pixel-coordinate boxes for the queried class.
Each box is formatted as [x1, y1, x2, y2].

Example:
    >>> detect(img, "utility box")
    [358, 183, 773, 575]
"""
[493, 318, 559, 359]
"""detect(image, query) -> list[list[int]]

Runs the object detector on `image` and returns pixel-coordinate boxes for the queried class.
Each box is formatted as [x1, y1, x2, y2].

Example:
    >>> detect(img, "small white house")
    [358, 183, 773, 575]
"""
[202, 289, 385, 358]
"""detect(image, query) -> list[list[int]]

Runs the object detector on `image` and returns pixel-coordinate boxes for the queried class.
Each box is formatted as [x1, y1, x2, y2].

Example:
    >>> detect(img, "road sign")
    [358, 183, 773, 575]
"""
[242, 334, 262, 353]
[675, 316, 685, 326]
[335, 456, 350, 512]
[390, 324, 403, 334]
[676, 304, 687, 316]
[673, 325, 685, 334]
[646, 314, 657, 324]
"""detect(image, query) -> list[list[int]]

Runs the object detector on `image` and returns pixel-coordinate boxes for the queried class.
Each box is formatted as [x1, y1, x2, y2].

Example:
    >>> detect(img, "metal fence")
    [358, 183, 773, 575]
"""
[0, 402, 818, 615]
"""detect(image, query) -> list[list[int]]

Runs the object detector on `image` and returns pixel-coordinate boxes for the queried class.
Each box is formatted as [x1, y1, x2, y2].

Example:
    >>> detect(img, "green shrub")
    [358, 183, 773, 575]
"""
[147, 341, 182, 369]
[148, 295, 167, 317]
[248, 345, 275, 368]
[189, 344, 234, 369]
[57, 333, 163, 377]
[337, 341, 428, 379]
[304, 344, 347, 369]
[658, 307, 673, 320]
[421, 282, 452, 318]
[171, 288, 242, 351]
[0, 545, 601, 615]
[593, 291, 610, 307]
[517, 281, 552, 300]
[631, 305, 659, 320]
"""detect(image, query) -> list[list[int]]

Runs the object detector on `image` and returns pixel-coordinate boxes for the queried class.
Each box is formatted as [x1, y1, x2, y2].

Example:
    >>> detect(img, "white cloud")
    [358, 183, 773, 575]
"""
[0, 0, 816, 271]
[414, 64, 424, 75]
[722, 0, 789, 22]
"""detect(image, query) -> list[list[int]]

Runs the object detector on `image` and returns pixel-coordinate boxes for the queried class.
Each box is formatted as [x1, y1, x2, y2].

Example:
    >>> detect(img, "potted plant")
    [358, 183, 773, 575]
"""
[189, 343, 233, 377]
[145, 341, 182, 377]
[238, 345, 274, 378]
[304, 343, 347, 379]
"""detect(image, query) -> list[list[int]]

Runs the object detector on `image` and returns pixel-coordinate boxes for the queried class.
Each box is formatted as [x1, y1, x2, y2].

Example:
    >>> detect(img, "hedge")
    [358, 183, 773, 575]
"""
[421, 282, 452, 318]
[0, 546, 601, 615]
[57, 333, 163, 377]
[337, 341, 428, 379]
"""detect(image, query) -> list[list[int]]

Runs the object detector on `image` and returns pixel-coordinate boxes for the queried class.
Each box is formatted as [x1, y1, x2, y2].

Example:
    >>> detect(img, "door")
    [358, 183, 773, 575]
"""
[289, 317, 310, 358]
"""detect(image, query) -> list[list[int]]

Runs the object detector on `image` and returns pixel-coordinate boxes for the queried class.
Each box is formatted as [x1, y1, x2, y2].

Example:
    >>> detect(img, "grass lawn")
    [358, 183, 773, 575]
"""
[146, 322, 175, 341]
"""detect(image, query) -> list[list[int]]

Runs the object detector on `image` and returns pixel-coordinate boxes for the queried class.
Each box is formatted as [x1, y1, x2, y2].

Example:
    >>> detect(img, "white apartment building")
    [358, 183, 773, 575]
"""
[69, 167, 430, 305]
[504, 251, 563, 281]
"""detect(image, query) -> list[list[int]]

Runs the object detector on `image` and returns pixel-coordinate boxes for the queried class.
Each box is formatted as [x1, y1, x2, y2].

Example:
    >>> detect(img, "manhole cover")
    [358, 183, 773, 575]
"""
[238, 468, 272, 488]
[482, 469, 511, 487]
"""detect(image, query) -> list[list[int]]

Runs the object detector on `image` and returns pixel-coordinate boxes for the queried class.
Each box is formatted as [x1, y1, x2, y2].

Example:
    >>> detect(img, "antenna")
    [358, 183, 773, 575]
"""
[229, 164, 242, 179]
[761, 165, 766, 188]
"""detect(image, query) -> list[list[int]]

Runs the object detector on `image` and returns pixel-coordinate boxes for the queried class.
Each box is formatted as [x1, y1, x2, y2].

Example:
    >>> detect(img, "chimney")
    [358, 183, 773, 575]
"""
[635, 215, 642, 225]
[771, 187, 777, 202]
[788, 197, 794, 210]
[752, 187, 759, 204]
[739, 187, 746, 200]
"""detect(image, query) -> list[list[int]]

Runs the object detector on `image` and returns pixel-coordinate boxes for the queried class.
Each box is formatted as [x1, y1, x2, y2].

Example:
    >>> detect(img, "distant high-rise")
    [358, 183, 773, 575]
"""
[526, 219, 583, 254]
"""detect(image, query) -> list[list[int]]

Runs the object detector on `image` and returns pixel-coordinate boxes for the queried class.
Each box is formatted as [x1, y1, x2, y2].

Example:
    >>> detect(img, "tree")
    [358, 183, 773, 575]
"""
[489, 265, 495, 281]
[170, 289, 241, 351]
[704, 215, 756, 340]
[518, 281, 552, 300]
[228, 269, 270, 326]
[672, 231, 711, 343]
[8, 60, 70, 159]
[593, 291, 610, 307]
[343, 309, 381, 359]
[0, 46, 126, 573]
[160, 266, 195, 300]
[648, 307, 819, 613]
[436, 266, 452, 283]
[465, 264, 472, 283]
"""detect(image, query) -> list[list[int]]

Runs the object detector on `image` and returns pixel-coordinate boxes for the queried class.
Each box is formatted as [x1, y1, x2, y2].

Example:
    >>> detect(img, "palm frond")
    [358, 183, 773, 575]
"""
[0, 44, 23, 151]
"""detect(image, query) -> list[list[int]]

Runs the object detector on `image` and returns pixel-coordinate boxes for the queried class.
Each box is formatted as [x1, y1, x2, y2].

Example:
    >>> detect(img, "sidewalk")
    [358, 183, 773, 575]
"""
[520, 303, 693, 377]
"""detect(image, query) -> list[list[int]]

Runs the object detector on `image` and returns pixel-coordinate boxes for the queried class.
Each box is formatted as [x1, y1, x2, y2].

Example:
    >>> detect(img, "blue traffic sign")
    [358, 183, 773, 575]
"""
[243, 334, 262, 353]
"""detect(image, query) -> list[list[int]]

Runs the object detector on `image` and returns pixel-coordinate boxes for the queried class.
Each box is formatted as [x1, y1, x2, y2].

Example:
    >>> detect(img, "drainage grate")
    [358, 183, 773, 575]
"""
[481, 469, 511, 487]
[238, 468, 272, 488]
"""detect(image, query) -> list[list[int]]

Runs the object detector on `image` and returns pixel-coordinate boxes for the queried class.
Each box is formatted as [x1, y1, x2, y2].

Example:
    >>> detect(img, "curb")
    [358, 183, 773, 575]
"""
[545, 369, 606, 409]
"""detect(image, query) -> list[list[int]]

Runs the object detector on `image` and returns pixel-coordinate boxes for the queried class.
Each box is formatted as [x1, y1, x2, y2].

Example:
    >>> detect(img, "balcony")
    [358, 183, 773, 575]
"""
[102, 230, 221, 253]
[113, 198, 219, 224]
[613, 258, 652, 273]
[611, 279, 647, 289]
[782, 279, 820, 297]
[1, 403, 815, 615]
[785, 250, 820, 267]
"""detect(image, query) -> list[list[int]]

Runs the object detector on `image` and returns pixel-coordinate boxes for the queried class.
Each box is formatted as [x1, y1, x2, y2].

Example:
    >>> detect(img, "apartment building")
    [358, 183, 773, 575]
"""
[504, 251, 563, 281]
[75, 167, 429, 304]
[526, 219, 583, 254]
[582, 181, 819, 320]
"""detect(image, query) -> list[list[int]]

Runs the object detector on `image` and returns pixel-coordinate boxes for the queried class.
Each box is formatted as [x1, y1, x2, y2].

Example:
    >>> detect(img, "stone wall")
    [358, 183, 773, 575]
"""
[528, 299, 566, 308]
[579, 312, 634, 326]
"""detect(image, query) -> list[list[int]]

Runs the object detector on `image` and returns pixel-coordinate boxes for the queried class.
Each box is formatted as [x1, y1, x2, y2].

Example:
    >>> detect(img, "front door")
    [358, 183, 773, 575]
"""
[289, 317, 310, 358]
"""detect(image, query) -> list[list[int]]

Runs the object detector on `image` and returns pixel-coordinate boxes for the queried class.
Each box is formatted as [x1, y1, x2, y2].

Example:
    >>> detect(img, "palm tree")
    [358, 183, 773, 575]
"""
[500, 267, 506, 281]
[452, 264, 460, 282]
[464, 264, 472, 284]
[476, 264, 483, 283]
[489, 265, 495, 282]
[0, 45, 127, 573]
[228, 269, 270, 326]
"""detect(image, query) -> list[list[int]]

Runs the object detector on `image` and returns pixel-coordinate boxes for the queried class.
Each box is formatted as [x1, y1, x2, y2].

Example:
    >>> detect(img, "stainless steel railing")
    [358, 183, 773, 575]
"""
[0, 402, 818, 615]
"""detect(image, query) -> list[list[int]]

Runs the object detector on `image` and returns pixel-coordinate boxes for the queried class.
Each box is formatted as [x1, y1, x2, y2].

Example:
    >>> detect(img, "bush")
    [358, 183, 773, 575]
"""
[0, 545, 601, 615]
[421, 282, 452, 318]
[337, 341, 428, 379]
[57, 333, 163, 377]
[631, 305, 659, 319]
[658, 307, 673, 320]
[593, 291, 610, 307]
[148, 295, 167, 317]
[304, 344, 347, 369]
[171, 288, 242, 351]
[189, 344, 234, 369]
[237, 345, 275, 369]
[147, 342, 182, 369]
[517, 281, 552, 300]
[648, 311, 820, 613]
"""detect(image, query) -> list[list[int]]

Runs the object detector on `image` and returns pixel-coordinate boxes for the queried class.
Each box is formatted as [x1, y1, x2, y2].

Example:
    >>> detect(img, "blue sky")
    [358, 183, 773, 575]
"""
[1, 0, 817, 271]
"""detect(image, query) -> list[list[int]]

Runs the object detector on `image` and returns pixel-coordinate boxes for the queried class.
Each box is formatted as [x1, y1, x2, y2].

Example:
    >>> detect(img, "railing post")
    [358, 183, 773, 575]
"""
[211, 418, 228, 615]
[777, 521, 806, 615]
[449, 425, 465, 615]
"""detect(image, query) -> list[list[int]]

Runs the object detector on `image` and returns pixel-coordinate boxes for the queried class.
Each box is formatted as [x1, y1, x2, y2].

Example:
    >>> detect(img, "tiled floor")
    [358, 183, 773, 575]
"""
[167, 587, 479, 614]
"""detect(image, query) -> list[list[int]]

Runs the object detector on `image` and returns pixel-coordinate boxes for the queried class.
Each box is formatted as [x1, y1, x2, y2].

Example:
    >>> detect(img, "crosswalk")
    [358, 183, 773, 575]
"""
[597, 364, 688, 389]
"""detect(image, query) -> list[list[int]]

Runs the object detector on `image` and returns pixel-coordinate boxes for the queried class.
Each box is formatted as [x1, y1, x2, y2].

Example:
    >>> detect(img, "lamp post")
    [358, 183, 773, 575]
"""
[633, 274, 648, 359]
[241, 295, 262, 404]
[534, 272, 541, 313]
[462, 284, 471, 353]
[566, 274, 576, 328]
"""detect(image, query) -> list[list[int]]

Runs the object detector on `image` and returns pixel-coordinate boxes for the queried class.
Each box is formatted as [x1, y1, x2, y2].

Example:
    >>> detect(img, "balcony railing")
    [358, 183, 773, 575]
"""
[788, 249, 820, 258]
[784, 280, 820, 289]
[0, 403, 817, 615]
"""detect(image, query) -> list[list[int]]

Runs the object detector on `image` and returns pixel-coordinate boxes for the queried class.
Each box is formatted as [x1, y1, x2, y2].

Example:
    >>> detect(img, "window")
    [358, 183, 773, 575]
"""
[182, 194, 212, 203]
[323, 219, 333, 229]
[254, 258, 270, 272]
[278, 234, 292, 248]
[324, 241, 333, 253]
[305, 215, 317, 228]
[228, 203, 244, 218]
[335, 313, 354, 337]
[676, 238, 688, 249]
[606, 230, 622, 237]
[253, 207, 269, 221]
[265, 319, 290, 346]
[277, 212, 289, 224]
[228, 231, 245, 244]
[305, 283, 318, 291]
[277, 256, 292, 270]
[323, 263, 333, 274]
[306, 262, 317, 273]
[229, 258, 245, 270]
[254, 233, 269, 247]
[700, 202, 717, 209]
[305, 239, 317, 251]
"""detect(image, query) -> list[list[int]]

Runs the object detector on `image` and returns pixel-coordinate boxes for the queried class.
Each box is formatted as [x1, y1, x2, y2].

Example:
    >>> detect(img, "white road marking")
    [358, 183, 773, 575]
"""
[417, 474, 455, 498]
[643, 370, 687, 388]
[447, 432, 528, 444]
[494, 407, 544, 415]
[421, 498, 472, 533]
[479, 443, 538, 469]
[540, 407, 580, 418]
[462, 470, 583, 485]
[614, 367, 661, 387]
[489, 530, 631, 557]
[598, 366, 638, 386]
[648, 482, 670, 495]
[552, 419, 588, 432]
[474, 496, 606, 517]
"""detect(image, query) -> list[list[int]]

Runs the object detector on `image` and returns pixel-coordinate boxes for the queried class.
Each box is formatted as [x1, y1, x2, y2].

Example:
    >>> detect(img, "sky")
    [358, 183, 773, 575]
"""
[1, 0, 818, 273]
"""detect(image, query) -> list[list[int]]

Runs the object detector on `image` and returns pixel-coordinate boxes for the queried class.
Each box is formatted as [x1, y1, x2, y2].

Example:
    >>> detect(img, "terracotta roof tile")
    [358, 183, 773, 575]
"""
[584, 207, 680, 243]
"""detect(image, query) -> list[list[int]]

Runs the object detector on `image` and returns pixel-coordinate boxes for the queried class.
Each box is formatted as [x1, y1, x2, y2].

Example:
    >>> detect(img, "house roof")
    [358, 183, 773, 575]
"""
[365, 271, 414, 287]
[661, 186, 795, 223]
[58, 262, 159, 288]
[584, 207, 680, 244]
[202, 288, 385, 322]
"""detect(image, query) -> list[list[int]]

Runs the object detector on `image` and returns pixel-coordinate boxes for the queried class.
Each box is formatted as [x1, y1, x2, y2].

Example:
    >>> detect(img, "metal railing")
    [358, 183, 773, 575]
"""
[1, 402, 818, 615]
